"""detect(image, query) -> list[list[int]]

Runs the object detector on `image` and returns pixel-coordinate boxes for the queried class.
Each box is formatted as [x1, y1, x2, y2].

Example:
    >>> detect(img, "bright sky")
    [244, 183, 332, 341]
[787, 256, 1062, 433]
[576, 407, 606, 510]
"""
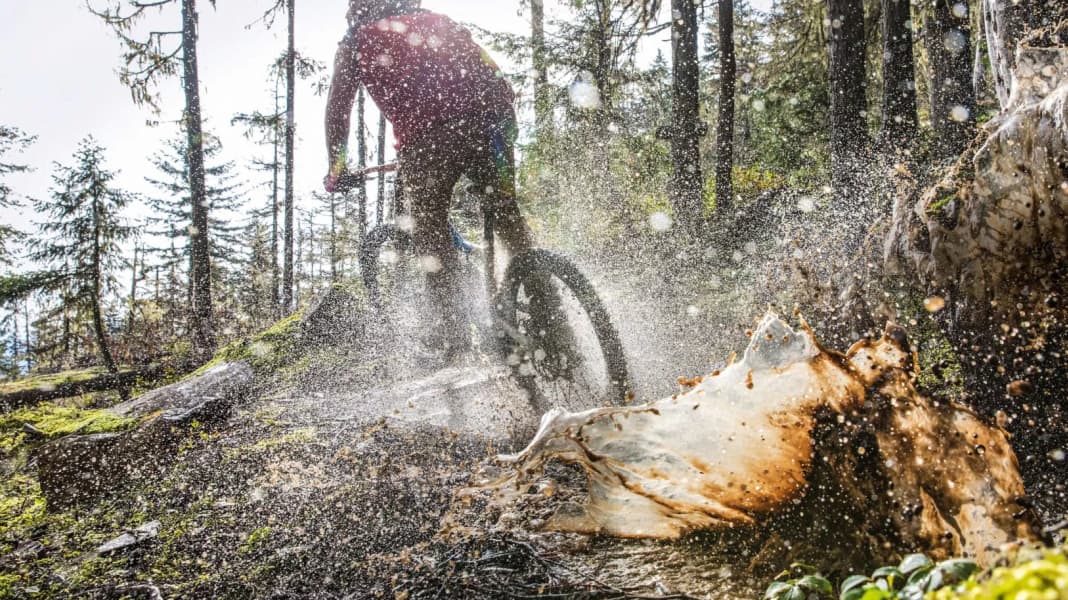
[0, 1, 766, 239]
[0, 1, 534, 235]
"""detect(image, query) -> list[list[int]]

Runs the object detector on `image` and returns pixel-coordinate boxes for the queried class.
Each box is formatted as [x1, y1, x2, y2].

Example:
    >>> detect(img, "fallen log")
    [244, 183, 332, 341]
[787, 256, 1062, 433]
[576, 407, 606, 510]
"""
[0, 362, 196, 413]
[35, 362, 254, 510]
[494, 315, 1040, 567]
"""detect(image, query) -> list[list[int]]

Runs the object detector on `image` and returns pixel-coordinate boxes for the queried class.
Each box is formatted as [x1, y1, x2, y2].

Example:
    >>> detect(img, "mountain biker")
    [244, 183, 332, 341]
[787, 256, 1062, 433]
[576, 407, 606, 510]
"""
[323, 0, 534, 353]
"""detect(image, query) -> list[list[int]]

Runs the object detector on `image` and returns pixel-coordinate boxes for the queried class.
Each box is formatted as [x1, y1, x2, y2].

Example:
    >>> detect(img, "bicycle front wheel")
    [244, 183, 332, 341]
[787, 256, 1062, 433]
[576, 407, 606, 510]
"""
[496, 249, 630, 411]
[359, 224, 415, 308]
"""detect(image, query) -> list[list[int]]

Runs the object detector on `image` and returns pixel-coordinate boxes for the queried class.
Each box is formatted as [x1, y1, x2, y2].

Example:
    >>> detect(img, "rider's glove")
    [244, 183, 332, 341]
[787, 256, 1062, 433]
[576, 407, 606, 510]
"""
[324, 173, 339, 194]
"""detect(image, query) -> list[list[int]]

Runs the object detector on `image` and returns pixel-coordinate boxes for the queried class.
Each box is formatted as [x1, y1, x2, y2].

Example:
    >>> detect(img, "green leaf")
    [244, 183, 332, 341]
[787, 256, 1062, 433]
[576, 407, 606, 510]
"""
[898, 584, 926, 600]
[937, 558, 979, 582]
[840, 588, 867, 600]
[871, 566, 904, 586]
[899, 553, 934, 574]
[783, 587, 807, 600]
[796, 575, 833, 594]
[764, 581, 791, 599]
[858, 587, 893, 600]
[906, 565, 934, 586]
[840, 574, 871, 595]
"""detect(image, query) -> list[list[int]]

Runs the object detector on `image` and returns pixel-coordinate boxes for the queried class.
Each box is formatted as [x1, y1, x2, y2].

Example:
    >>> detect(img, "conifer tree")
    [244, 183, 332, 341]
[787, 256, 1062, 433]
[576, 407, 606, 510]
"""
[31, 138, 134, 374]
[142, 131, 244, 314]
[0, 126, 35, 265]
[90, 0, 218, 360]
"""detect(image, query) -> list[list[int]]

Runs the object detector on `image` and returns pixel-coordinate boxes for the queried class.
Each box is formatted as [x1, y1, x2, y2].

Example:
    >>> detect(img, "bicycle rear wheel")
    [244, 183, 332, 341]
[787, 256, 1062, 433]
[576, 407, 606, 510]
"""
[496, 249, 630, 411]
[359, 224, 416, 308]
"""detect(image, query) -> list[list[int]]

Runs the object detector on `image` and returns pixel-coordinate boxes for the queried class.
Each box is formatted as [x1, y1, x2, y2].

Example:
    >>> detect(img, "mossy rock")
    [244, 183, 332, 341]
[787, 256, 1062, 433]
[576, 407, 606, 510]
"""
[300, 282, 371, 348]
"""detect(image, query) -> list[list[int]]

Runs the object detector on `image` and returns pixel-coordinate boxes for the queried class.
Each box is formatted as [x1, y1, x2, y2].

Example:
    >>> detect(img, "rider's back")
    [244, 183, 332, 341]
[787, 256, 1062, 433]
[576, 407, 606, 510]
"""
[350, 11, 515, 147]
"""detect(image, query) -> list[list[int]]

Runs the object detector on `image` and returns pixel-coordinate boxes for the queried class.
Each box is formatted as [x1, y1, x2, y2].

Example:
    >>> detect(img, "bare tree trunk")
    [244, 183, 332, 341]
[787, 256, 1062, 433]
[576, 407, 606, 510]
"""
[925, 0, 976, 161]
[329, 194, 338, 283]
[715, 0, 736, 217]
[827, 0, 870, 200]
[356, 86, 368, 236]
[126, 244, 139, 339]
[669, 0, 705, 234]
[271, 76, 281, 316]
[23, 297, 30, 370]
[531, 0, 551, 136]
[90, 196, 117, 374]
[182, 0, 216, 362]
[376, 113, 387, 226]
[879, 0, 918, 148]
[282, 0, 296, 313]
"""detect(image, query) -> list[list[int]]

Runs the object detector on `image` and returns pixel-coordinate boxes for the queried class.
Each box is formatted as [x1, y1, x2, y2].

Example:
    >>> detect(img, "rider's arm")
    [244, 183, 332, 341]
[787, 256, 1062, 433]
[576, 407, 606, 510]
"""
[324, 33, 361, 191]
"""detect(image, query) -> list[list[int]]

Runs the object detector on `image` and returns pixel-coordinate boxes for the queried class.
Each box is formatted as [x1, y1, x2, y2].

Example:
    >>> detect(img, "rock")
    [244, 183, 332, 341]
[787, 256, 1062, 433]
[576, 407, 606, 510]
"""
[301, 284, 370, 348]
[97, 521, 160, 556]
[109, 361, 254, 420]
[35, 362, 254, 510]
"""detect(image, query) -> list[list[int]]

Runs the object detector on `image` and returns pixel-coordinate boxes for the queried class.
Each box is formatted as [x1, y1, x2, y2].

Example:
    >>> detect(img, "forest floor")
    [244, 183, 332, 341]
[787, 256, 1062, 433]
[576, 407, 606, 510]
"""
[0, 298, 766, 599]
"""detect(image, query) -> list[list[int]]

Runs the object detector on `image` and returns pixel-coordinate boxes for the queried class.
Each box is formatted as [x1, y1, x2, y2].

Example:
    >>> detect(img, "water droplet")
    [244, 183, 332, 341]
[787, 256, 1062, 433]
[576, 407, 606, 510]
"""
[569, 72, 602, 109]
[418, 255, 442, 273]
[943, 30, 967, 54]
[751, 98, 765, 112]
[686, 305, 701, 318]
[949, 105, 970, 122]
[924, 296, 946, 313]
[649, 211, 673, 232]
[1049, 449, 1066, 462]
[951, 3, 968, 18]
[798, 197, 816, 213]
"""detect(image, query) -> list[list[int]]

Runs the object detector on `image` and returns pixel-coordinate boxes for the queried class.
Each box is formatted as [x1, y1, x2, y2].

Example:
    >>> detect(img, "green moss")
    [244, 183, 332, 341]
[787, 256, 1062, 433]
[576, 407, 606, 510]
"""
[927, 193, 956, 214]
[896, 297, 965, 399]
[239, 527, 272, 555]
[248, 428, 316, 452]
[0, 474, 47, 555]
[0, 367, 109, 396]
[193, 313, 304, 378]
[0, 403, 135, 455]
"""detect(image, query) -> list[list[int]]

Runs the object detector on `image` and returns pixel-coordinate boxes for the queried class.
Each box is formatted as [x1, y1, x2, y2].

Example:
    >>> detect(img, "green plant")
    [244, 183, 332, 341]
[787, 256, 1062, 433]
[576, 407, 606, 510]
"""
[765, 564, 834, 600]
[838, 554, 978, 600]
[763, 555, 978, 600]
[929, 546, 1068, 599]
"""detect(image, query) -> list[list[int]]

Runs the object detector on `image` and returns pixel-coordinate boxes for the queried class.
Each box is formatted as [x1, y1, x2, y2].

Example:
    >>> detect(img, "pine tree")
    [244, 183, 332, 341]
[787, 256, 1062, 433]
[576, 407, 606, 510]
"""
[879, 0, 919, 148]
[0, 126, 35, 265]
[233, 77, 285, 316]
[826, 0, 870, 198]
[142, 130, 245, 320]
[714, 0, 737, 217]
[668, 0, 705, 233]
[234, 218, 276, 329]
[31, 138, 134, 374]
[90, 0, 218, 361]
[925, 0, 976, 161]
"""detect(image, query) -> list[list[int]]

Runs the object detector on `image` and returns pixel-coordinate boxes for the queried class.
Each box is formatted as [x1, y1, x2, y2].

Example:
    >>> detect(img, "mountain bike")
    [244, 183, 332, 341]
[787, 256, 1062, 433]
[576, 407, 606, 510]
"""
[336, 165, 630, 412]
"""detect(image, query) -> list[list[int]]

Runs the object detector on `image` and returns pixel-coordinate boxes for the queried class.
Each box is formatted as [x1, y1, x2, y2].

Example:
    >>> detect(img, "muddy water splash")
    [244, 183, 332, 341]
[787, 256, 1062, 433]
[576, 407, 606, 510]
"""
[494, 315, 1038, 565]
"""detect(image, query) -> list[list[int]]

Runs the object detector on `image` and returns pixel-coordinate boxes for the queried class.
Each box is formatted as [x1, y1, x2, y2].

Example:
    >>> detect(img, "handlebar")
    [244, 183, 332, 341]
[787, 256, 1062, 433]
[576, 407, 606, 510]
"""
[333, 163, 398, 193]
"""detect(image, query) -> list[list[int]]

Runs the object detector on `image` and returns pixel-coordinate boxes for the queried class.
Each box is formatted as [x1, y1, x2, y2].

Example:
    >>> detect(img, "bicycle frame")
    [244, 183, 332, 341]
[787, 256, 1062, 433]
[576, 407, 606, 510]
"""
[340, 162, 505, 299]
